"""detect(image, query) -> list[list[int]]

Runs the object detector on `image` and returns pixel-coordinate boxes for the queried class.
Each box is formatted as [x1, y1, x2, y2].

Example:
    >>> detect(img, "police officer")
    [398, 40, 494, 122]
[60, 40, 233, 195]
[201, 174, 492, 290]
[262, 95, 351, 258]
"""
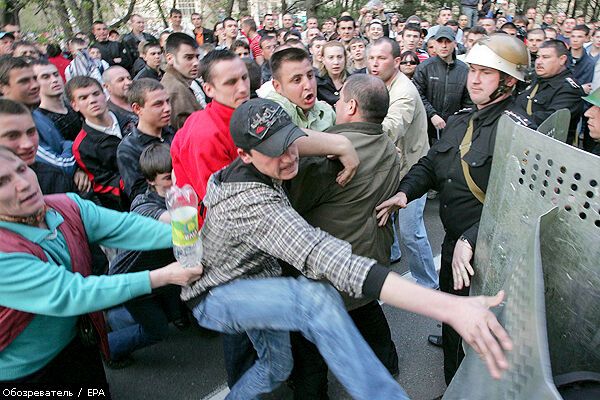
[376, 33, 531, 386]
[512, 39, 584, 145]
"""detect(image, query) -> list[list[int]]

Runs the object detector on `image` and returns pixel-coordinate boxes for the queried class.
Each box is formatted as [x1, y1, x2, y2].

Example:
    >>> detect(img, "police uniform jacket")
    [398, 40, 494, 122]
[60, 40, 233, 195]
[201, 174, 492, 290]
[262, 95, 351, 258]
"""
[398, 97, 530, 250]
[513, 69, 584, 143]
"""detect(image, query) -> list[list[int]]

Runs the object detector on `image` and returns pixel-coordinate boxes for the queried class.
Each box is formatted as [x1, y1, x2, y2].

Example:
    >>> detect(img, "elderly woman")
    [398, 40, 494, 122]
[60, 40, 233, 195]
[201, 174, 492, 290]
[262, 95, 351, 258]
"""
[0, 146, 202, 385]
[317, 41, 350, 106]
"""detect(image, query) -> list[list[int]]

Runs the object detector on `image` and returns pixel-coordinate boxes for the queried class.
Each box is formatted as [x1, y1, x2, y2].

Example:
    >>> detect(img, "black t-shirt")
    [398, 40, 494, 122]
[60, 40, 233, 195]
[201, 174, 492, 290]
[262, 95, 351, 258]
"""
[37, 106, 83, 141]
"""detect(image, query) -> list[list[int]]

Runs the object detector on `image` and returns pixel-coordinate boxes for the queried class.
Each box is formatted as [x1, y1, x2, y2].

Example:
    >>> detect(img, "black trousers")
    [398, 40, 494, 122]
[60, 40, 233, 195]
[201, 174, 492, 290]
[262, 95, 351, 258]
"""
[2, 336, 108, 386]
[440, 238, 470, 385]
[289, 300, 399, 400]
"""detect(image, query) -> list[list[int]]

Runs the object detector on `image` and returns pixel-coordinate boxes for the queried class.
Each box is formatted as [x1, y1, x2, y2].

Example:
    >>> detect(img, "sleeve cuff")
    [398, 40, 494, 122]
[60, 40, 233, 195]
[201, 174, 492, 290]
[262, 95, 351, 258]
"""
[362, 263, 391, 299]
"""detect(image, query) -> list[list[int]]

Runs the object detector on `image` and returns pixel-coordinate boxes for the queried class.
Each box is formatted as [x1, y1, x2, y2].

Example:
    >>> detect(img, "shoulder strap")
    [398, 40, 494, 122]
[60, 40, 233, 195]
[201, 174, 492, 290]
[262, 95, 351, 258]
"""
[459, 118, 486, 204]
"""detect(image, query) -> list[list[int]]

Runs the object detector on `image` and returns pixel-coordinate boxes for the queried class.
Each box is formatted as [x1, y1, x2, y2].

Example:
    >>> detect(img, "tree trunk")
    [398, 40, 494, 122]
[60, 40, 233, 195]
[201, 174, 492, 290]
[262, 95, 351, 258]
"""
[110, 0, 138, 29]
[95, 0, 103, 22]
[53, 0, 74, 37]
[238, 0, 248, 15]
[225, 0, 234, 18]
[1, 0, 23, 25]
[306, 0, 317, 17]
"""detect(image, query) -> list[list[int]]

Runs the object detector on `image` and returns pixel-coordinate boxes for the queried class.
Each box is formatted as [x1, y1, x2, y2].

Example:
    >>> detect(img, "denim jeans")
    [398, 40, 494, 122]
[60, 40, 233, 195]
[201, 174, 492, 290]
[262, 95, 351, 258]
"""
[461, 6, 478, 29]
[398, 194, 438, 289]
[192, 277, 409, 400]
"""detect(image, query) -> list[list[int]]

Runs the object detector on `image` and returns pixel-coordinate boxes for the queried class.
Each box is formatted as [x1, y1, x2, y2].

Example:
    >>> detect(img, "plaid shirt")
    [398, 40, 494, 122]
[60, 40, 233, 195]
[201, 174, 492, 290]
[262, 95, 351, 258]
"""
[180, 160, 375, 301]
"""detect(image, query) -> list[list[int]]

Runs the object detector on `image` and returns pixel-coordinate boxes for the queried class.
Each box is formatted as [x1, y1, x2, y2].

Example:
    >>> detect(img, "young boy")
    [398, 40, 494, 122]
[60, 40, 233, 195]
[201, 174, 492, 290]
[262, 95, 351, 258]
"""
[182, 98, 512, 400]
[108, 143, 187, 363]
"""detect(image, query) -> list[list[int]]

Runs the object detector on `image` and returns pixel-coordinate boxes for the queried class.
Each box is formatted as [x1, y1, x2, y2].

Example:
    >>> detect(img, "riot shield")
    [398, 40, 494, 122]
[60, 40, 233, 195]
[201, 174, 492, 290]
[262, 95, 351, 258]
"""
[536, 109, 570, 143]
[443, 115, 600, 399]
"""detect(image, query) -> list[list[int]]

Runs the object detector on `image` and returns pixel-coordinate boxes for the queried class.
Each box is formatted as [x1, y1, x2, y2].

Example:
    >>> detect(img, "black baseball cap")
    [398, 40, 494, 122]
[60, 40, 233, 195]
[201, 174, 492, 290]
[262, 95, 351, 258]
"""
[230, 98, 307, 157]
[434, 26, 456, 41]
[0, 32, 15, 40]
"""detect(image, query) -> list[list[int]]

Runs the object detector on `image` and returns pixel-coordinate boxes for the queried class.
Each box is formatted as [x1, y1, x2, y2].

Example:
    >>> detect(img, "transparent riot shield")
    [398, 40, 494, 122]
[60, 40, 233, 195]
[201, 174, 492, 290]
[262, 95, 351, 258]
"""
[536, 109, 570, 143]
[443, 115, 600, 400]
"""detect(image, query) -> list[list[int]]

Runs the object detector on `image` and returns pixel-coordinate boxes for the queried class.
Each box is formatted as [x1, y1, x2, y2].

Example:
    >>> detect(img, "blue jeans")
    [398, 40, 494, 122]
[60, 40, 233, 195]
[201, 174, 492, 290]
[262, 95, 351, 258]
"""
[390, 212, 402, 262]
[398, 195, 438, 289]
[192, 277, 409, 400]
[461, 6, 478, 29]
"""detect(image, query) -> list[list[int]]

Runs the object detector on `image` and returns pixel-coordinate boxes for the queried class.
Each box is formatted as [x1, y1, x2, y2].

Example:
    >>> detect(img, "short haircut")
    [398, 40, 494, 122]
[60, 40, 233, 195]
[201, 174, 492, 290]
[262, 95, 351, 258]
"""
[191, 12, 201, 18]
[572, 24, 590, 35]
[445, 19, 458, 27]
[92, 20, 106, 28]
[338, 15, 355, 25]
[309, 35, 326, 47]
[402, 23, 421, 36]
[545, 27, 557, 35]
[260, 35, 277, 48]
[200, 49, 237, 83]
[241, 18, 257, 32]
[139, 142, 172, 181]
[348, 37, 367, 46]
[243, 59, 261, 94]
[68, 37, 86, 47]
[270, 47, 310, 80]
[165, 32, 198, 55]
[29, 58, 52, 68]
[170, 8, 182, 17]
[0, 56, 31, 86]
[370, 37, 401, 58]
[140, 40, 161, 55]
[501, 22, 517, 30]
[283, 38, 303, 47]
[263, 13, 273, 20]
[223, 17, 236, 26]
[0, 98, 30, 117]
[109, 29, 119, 36]
[65, 76, 103, 102]
[231, 39, 250, 51]
[128, 78, 164, 107]
[130, 13, 142, 21]
[513, 15, 528, 25]
[527, 28, 546, 38]
[539, 39, 569, 58]
[438, 6, 451, 15]
[468, 26, 487, 36]
[88, 44, 101, 52]
[284, 31, 301, 41]
[46, 43, 62, 58]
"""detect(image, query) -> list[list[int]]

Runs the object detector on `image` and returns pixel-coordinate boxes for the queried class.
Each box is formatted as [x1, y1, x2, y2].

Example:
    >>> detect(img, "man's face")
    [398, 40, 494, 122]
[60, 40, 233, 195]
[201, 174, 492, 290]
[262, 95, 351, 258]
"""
[527, 33, 545, 54]
[544, 14, 554, 25]
[240, 142, 299, 181]
[93, 23, 109, 41]
[191, 15, 203, 29]
[134, 88, 171, 129]
[13, 45, 38, 59]
[402, 30, 420, 51]
[496, 17, 507, 28]
[467, 64, 503, 106]
[337, 21, 355, 42]
[3, 24, 21, 40]
[234, 46, 250, 58]
[202, 58, 249, 109]
[307, 18, 318, 30]
[149, 171, 173, 196]
[170, 13, 183, 28]
[167, 44, 199, 80]
[545, 29, 557, 39]
[143, 46, 163, 69]
[104, 67, 132, 99]
[88, 47, 102, 59]
[225, 20, 238, 39]
[569, 30, 587, 50]
[502, 26, 517, 36]
[322, 20, 334, 33]
[273, 58, 317, 111]
[0, 36, 13, 55]
[584, 105, 600, 140]
[310, 39, 326, 59]
[1, 67, 40, 107]
[563, 18, 576, 33]
[458, 15, 469, 29]
[367, 42, 399, 85]
[369, 24, 384, 40]
[466, 33, 483, 51]
[421, 21, 431, 30]
[576, 16, 585, 25]
[265, 15, 275, 29]
[526, 8, 537, 20]
[349, 41, 365, 61]
[131, 15, 145, 32]
[69, 42, 87, 55]
[70, 84, 108, 120]
[33, 64, 63, 98]
[435, 38, 456, 58]
[0, 154, 45, 218]
[0, 113, 39, 165]
[535, 47, 566, 78]
[593, 31, 600, 48]
[261, 38, 277, 60]
[427, 40, 437, 56]
[283, 14, 294, 29]
[480, 18, 496, 34]
[306, 28, 321, 43]
[557, 12, 566, 24]
[438, 10, 452, 25]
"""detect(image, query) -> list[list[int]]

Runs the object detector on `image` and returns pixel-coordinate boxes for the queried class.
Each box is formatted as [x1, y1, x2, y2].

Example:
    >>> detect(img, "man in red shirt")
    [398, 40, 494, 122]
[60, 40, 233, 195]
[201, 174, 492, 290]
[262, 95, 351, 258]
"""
[240, 18, 264, 65]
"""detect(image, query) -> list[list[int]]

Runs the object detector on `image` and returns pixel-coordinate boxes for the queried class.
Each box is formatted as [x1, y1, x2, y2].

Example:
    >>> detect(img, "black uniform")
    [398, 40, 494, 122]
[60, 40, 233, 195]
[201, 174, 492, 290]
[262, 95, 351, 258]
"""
[397, 96, 531, 384]
[121, 31, 157, 61]
[512, 69, 584, 144]
[93, 40, 133, 72]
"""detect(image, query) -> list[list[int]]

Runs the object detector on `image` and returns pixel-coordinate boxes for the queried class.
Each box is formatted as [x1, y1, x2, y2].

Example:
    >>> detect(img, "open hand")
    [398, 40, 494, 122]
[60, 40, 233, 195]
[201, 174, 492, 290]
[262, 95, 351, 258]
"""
[375, 192, 408, 226]
[452, 239, 474, 290]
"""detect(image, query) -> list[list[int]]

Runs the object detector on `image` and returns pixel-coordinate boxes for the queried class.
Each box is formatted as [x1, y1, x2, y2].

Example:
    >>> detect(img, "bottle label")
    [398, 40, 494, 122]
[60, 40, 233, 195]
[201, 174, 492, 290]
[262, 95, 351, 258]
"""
[171, 207, 199, 247]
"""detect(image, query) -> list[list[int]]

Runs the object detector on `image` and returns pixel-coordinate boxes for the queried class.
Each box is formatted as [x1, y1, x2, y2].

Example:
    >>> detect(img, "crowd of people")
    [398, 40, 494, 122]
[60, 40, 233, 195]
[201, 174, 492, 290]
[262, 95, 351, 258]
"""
[0, 3, 599, 399]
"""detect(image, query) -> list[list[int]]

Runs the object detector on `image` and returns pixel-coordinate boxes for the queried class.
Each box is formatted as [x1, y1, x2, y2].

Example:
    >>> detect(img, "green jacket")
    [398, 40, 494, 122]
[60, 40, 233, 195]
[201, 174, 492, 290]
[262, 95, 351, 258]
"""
[265, 90, 336, 131]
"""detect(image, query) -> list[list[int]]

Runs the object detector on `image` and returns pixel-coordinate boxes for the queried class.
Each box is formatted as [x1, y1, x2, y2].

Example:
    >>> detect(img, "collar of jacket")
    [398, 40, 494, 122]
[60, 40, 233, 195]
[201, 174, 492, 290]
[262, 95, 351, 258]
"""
[327, 122, 383, 136]
[165, 65, 192, 86]
[131, 126, 175, 144]
[204, 100, 236, 131]
[536, 68, 570, 88]
[434, 54, 457, 68]
[215, 157, 274, 187]
[471, 96, 515, 128]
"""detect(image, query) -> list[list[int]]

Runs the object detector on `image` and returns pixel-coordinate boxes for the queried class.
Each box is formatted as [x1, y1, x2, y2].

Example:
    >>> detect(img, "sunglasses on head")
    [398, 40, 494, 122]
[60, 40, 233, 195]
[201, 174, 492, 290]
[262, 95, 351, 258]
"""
[400, 60, 418, 65]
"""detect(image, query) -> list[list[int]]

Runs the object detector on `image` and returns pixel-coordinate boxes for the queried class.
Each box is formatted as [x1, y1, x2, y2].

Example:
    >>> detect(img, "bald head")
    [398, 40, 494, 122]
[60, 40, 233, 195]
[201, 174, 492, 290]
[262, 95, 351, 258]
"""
[102, 66, 132, 101]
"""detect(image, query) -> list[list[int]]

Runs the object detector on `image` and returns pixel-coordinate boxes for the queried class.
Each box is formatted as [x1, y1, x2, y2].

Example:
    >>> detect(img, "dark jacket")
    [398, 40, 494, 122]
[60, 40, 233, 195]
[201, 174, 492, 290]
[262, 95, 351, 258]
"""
[93, 40, 133, 71]
[72, 121, 127, 211]
[193, 27, 215, 44]
[31, 161, 77, 195]
[122, 31, 157, 60]
[398, 97, 531, 249]
[316, 73, 344, 107]
[412, 56, 471, 138]
[116, 126, 176, 200]
[571, 50, 595, 85]
[512, 68, 585, 144]
[108, 101, 138, 136]
[134, 65, 163, 81]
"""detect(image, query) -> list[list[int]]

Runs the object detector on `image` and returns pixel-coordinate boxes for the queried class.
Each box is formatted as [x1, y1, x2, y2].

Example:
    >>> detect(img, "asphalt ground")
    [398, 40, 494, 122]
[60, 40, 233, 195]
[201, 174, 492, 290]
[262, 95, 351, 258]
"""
[106, 198, 447, 400]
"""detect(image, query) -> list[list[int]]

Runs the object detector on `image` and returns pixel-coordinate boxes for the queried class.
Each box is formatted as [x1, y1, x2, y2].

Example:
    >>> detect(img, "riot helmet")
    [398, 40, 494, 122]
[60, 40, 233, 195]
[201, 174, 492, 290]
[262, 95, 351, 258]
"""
[465, 33, 530, 82]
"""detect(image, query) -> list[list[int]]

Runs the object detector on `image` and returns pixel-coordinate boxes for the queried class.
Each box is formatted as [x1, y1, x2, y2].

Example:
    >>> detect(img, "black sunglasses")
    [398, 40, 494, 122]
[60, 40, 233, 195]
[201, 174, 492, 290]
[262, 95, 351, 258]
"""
[400, 60, 418, 65]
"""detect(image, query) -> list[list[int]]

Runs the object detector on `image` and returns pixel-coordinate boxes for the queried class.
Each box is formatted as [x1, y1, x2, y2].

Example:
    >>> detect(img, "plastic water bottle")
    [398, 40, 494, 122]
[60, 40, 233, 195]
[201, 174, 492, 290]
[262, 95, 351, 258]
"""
[166, 185, 203, 268]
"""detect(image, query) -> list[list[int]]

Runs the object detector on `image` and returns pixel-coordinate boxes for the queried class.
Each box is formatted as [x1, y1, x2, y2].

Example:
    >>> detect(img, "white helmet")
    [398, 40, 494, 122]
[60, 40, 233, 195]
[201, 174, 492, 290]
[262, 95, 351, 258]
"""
[465, 33, 530, 81]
